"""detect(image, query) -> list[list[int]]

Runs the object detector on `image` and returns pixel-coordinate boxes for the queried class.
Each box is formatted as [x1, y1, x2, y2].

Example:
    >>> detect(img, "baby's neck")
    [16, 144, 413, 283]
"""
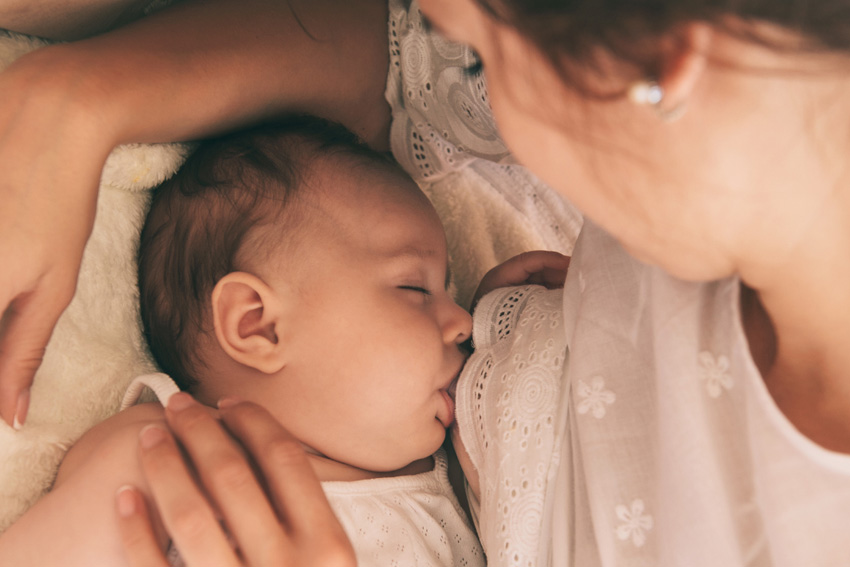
[193, 386, 436, 482]
[306, 452, 435, 482]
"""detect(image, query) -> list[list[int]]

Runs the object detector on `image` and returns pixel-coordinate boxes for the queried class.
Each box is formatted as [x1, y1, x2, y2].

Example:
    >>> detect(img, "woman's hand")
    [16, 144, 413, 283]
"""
[0, 46, 116, 429]
[116, 393, 356, 567]
[471, 250, 570, 309]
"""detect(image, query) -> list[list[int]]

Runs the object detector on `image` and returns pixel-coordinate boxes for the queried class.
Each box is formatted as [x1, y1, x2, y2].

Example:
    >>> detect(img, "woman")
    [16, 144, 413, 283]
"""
[417, 1, 850, 565]
[2, 0, 850, 565]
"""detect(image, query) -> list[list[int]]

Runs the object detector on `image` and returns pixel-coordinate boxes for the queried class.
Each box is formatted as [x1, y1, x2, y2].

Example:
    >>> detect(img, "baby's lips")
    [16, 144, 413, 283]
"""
[447, 375, 459, 402]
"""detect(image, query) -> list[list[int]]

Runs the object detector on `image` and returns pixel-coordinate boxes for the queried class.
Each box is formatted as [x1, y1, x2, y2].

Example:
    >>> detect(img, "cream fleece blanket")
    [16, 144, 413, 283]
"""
[0, 32, 193, 531]
[0, 30, 576, 532]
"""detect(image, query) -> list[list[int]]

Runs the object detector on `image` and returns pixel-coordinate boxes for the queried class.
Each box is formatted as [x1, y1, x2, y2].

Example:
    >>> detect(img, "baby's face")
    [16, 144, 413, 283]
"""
[257, 159, 472, 473]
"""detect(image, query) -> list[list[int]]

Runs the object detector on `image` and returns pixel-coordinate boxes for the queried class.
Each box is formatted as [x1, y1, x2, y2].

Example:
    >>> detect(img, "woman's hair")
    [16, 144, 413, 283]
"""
[474, 0, 850, 94]
[138, 116, 393, 391]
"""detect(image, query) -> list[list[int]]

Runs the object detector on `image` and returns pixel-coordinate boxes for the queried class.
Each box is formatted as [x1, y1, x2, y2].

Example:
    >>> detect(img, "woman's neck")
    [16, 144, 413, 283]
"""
[740, 194, 850, 453]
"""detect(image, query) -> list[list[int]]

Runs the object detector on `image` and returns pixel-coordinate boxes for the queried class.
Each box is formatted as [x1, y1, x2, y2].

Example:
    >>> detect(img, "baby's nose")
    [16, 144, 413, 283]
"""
[445, 302, 472, 345]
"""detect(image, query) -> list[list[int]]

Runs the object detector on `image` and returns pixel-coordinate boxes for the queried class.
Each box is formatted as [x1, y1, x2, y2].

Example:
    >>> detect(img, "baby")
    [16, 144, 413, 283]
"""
[0, 115, 567, 566]
[135, 115, 488, 566]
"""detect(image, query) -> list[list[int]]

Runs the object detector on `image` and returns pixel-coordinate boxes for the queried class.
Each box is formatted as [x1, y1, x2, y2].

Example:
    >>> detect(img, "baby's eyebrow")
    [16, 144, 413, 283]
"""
[386, 245, 451, 288]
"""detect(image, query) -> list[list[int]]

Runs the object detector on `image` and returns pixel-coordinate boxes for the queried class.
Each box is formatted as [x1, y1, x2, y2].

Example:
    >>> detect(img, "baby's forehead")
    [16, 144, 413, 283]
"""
[308, 152, 434, 211]
[309, 149, 409, 187]
[365, 239, 454, 290]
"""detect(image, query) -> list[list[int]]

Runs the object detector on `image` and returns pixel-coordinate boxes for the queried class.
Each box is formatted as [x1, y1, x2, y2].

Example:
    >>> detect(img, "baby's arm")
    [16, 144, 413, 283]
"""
[471, 250, 570, 309]
[0, 403, 168, 567]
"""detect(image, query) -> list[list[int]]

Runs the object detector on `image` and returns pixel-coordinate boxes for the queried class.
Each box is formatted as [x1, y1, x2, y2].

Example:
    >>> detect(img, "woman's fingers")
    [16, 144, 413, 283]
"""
[137, 393, 356, 566]
[0, 46, 120, 429]
[136, 422, 242, 567]
[216, 399, 356, 566]
[217, 401, 342, 535]
[116, 486, 170, 567]
[163, 394, 288, 566]
[0, 279, 71, 428]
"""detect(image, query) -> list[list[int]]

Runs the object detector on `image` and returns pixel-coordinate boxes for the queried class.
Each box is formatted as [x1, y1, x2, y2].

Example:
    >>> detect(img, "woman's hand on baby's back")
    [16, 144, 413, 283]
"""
[118, 393, 356, 567]
[471, 251, 570, 310]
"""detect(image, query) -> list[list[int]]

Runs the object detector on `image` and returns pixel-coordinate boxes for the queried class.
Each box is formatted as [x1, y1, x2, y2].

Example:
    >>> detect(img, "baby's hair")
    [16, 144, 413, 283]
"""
[138, 115, 394, 391]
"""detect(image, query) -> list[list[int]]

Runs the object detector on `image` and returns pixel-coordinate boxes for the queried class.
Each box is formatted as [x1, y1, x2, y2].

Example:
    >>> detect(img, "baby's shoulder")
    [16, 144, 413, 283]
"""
[54, 402, 165, 488]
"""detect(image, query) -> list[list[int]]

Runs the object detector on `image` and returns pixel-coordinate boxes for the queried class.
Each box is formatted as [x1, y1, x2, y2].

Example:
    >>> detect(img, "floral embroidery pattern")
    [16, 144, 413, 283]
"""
[698, 351, 733, 398]
[615, 499, 653, 547]
[577, 376, 616, 418]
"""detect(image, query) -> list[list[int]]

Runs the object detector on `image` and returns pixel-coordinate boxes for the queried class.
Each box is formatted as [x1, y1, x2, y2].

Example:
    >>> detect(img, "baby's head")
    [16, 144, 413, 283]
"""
[139, 117, 472, 473]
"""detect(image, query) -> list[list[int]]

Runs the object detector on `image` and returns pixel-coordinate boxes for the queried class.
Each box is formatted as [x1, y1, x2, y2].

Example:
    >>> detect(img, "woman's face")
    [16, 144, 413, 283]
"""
[418, 0, 741, 281]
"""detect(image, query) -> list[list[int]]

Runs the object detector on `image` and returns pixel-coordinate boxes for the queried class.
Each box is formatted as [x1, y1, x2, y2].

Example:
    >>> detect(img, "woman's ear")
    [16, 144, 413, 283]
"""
[211, 272, 288, 374]
[657, 22, 713, 110]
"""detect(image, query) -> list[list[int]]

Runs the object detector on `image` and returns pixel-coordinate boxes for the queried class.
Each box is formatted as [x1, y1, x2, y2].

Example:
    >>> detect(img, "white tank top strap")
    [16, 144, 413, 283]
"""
[120, 372, 181, 410]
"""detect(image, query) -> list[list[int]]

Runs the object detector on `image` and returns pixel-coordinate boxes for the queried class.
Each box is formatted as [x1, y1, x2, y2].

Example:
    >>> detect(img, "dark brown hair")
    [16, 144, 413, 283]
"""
[138, 116, 393, 391]
[474, 0, 850, 95]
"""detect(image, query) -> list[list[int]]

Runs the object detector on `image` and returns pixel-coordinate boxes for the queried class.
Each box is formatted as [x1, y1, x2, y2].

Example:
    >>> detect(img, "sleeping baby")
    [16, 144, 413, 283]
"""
[0, 115, 569, 566]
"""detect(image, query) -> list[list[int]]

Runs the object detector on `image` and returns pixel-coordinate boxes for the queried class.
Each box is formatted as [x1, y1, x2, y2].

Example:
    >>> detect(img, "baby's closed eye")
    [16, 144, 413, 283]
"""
[399, 285, 432, 295]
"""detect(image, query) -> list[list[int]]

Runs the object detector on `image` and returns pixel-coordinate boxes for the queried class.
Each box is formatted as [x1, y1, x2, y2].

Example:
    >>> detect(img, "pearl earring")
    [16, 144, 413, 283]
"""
[627, 80, 665, 106]
[627, 79, 686, 122]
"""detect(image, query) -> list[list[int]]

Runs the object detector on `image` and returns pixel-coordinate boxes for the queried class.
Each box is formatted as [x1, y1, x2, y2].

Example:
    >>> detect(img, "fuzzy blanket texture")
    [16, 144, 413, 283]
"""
[0, 30, 572, 532]
[0, 31, 192, 531]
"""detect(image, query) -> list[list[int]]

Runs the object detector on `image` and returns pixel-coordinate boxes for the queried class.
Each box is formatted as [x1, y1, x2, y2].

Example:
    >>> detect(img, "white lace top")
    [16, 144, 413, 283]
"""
[457, 222, 850, 567]
[385, 0, 583, 308]
[550, 220, 850, 567]
[456, 285, 568, 567]
[458, 222, 850, 567]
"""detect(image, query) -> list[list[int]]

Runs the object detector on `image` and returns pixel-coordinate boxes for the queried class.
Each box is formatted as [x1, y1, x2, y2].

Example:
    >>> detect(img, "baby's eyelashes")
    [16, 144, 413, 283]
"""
[399, 285, 432, 296]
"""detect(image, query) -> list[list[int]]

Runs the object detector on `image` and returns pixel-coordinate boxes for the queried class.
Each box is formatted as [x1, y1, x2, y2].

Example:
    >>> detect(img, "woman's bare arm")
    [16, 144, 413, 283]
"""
[0, 0, 153, 40]
[0, 0, 390, 428]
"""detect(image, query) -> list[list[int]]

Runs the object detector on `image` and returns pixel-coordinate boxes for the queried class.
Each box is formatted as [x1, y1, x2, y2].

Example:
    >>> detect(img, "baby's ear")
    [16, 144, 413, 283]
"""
[211, 272, 288, 374]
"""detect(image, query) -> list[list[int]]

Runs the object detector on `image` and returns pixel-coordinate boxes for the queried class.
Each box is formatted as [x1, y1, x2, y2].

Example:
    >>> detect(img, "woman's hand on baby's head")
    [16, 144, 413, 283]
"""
[0, 46, 119, 430]
[471, 251, 570, 310]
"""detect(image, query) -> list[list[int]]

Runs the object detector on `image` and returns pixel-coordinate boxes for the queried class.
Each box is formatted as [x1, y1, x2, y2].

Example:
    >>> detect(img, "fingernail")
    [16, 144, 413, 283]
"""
[116, 485, 137, 517]
[167, 392, 195, 413]
[13, 389, 30, 431]
[139, 424, 167, 449]
[217, 397, 242, 410]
